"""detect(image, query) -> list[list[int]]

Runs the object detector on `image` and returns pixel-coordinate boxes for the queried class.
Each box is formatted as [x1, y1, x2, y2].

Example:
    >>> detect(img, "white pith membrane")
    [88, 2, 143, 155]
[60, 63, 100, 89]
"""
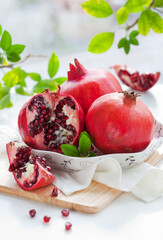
[27, 94, 78, 151]
[12, 142, 38, 186]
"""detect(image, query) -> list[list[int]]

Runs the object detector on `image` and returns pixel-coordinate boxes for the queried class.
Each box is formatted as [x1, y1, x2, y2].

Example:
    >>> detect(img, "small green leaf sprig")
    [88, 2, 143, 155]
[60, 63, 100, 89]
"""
[0, 25, 67, 109]
[61, 131, 97, 157]
[82, 0, 163, 54]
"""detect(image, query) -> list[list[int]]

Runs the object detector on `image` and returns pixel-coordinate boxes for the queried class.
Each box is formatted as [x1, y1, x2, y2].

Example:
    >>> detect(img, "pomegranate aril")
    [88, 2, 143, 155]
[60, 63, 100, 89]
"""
[61, 209, 69, 217]
[50, 143, 57, 149]
[59, 122, 67, 128]
[43, 216, 51, 223]
[40, 105, 46, 110]
[46, 166, 51, 172]
[66, 124, 73, 131]
[67, 135, 73, 142]
[29, 209, 36, 218]
[54, 124, 59, 130]
[29, 122, 34, 128]
[34, 120, 39, 126]
[30, 131, 34, 138]
[42, 110, 47, 115]
[48, 129, 53, 134]
[65, 222, 72, 231]
[9, 163, 15, 172]
[51, 187, 58, 197]
[43, 140, 49, 145]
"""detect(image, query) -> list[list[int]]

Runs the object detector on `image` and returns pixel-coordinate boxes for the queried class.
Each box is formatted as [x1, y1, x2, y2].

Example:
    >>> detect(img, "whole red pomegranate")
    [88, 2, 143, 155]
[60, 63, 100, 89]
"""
[112, 65, 160, 91]
[86, 91, 155, 154]
[6, 141, 55, 190]
[18, 89, 85, 152]
[60, 59, 122, 114]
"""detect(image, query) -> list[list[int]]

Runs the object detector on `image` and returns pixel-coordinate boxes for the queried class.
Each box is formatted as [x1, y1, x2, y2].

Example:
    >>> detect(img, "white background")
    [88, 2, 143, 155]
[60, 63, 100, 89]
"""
[0, 1, 163, 239]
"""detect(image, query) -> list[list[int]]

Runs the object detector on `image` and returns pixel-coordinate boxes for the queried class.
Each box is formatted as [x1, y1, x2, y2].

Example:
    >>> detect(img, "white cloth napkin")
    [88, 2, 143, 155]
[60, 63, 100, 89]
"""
[1, 125, 163, 202]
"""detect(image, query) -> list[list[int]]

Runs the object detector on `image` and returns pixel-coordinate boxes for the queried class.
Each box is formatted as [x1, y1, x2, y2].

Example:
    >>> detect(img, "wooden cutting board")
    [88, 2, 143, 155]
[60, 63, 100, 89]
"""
[0, 151, 163, 214]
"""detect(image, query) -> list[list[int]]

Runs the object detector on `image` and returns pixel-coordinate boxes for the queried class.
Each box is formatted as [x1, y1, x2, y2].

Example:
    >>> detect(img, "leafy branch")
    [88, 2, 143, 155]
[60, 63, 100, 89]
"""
[0, 25, 67, 110]
[82, 0, 163, 54]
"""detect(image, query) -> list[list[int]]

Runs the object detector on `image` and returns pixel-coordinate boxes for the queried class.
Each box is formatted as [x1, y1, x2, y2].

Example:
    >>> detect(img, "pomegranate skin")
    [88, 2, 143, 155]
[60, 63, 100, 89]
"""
[86, 92, 155, 154]
[60, 59, 122, 114]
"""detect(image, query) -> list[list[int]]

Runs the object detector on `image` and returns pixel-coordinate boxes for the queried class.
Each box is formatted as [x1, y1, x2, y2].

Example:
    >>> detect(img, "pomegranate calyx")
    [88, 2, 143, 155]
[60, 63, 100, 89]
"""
[121, 91, 141, 100]
[68, 59, 86, 81]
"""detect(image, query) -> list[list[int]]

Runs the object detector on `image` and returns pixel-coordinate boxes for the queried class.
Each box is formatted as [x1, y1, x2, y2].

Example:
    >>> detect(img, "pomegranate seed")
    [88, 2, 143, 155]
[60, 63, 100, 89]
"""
[43, 216, 51, 223]
[29, 209, 36, 218]
[61, 209, 69, 217]
[65, 222, 72, 231]
[51, 187, 58, 197]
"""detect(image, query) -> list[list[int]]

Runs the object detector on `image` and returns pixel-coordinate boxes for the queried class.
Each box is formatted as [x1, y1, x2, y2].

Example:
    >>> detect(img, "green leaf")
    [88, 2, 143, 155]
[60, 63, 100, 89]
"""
[7, 52, 21, 62]
[61, 144, 80, 157]
[138, 10, 150, 35]
[129, 37, 139, 45]
[116, 7, 129, 25]
[87, 152, 97, 157]
[129, 30, 139, 38]
[0, 84, 10, 99]
[28, 73, 41, 82]
[6, 44, 25, 55]
[88, 32, 114, 53]
[1, 30, 12, 51]
[48, 52, 59, 78]
[0, 93, 13, 109]
[118, 37, 128, 48]
[0, 56, 4, 64]
[79, 131, 91, 142]
[124, 41, 130, 54]
[15, 86, 32, 96]
[2, 67, 27, 87]
[125, 0, 151, 13]
[2, 71, 19, 87]
[55, 77, 67, 85]
[0, 25, 2, 35]
[13, 67, 27, 87]
[33, 80, 58, 93]
[153, 0, 163, 7]
[82, 0, 113, 18]
[148, 10, 163, 33]
[79, 135, 92, 155]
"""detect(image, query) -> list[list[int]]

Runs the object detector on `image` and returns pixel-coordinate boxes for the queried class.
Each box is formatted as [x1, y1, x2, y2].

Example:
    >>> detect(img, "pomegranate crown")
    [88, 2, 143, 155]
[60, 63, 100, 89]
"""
[120, 91, 141, 100]
[68, 58, 86, 81]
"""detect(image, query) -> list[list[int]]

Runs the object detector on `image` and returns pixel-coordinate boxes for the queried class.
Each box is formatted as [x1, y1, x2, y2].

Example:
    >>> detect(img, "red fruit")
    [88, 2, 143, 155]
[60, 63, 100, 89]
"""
[6, 141, 55, 190]
[65, 222, 72, 231]
[86, 91, 155, 154]
[51, 187, 58, 197]
[60, 59, 122, 114]
[112, 65, 160, 91]
[43, 216, 51, 223]
[29, 209, 36, 218]
[61, 209, 69, 217]
[18, 89, 85, 152]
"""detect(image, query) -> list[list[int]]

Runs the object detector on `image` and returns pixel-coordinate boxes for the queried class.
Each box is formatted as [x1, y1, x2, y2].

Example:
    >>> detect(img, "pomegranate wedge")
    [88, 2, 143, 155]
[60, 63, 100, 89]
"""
[6, 141, 55, 190]
[112, 65, 160, 91]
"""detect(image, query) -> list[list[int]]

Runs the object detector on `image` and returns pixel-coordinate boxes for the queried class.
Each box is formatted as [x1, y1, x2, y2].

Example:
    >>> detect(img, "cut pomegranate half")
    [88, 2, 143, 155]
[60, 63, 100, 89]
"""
[6, 141, 55, 190]
[112, 65, 160, 91]
[18, 89, 85, 152]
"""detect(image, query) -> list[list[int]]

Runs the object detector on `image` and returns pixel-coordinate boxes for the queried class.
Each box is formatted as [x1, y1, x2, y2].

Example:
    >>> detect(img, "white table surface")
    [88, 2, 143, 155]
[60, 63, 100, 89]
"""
[0, 32, 163, 240]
